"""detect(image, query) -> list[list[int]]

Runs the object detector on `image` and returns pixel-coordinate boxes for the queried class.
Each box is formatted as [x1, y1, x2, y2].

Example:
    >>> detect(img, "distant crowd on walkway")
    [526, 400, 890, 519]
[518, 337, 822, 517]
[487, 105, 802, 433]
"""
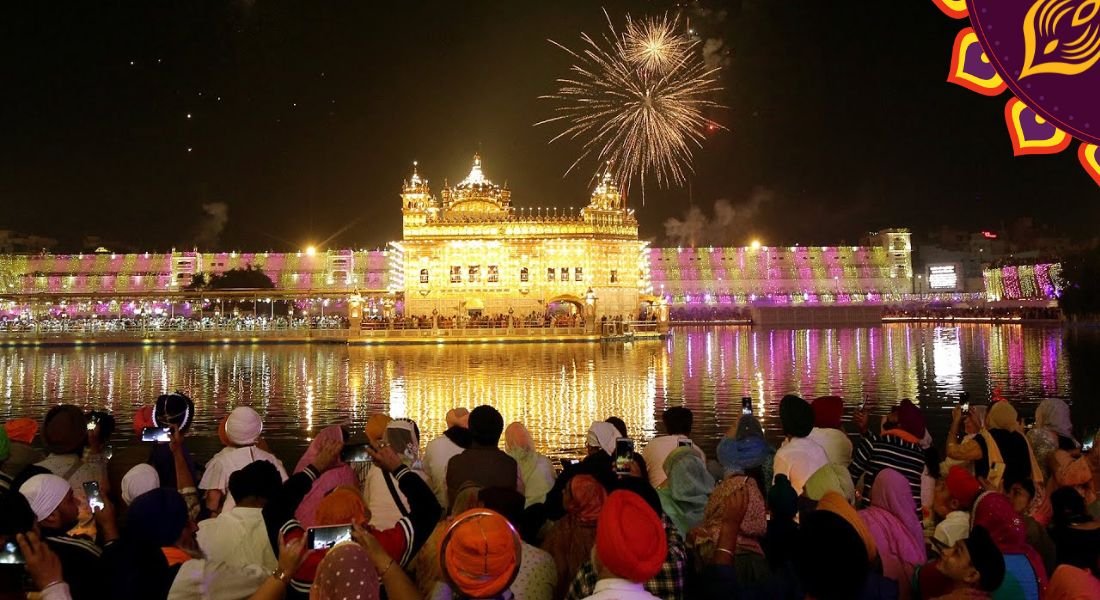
[0, 315, 350, 334]
[1, 390, 1099, 599]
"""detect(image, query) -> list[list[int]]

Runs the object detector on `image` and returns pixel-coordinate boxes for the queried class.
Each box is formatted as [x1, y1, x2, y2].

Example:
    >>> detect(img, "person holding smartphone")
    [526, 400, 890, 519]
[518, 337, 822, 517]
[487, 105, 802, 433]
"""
[17, 473, 119, 600]
[641, 407, 705, 489]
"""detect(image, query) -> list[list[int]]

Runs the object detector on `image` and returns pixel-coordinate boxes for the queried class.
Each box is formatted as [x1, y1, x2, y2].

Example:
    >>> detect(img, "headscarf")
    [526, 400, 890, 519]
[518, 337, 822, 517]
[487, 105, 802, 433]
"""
[987, 401, 1020, 432]
[365, 414, 392, 445]
[386, 418, 421, 467]
[817, 491, 878, 563]
[0, 427, 9, 462]
[312, 541, 381, 600]
[858, 469, 924, 582]
[153, 392, 195, 432]
[694, 475, 767, 557]
[1035, 398, 1074, 441]
[565, 474, 607, 524]
[315, 486, 369, 527]
[946, 465, 982, 507]
[596, 491, 667, 582]
[294, 425, 359, 528]
[132, 406, 155, 435]
[19, 474, 71, 522]
[779, 395, 814, 438]
[896, 399, 926, 439]
[126, 487, 189, 548]
[717, 414, 769, 476]
[505, 422, 554, 506]
[971, 491, 1048, 590]
[224, 406, 263, 446]
[812, 396, 844, 429]
[768, 474, 798, 521]
[41, 404, 87, 454]
[658, 446, 715, 536]
[586, 421, 618, 456]
[217, 414, 231, 446]
[764, 474, 799, 569]
[122, 464, 161, 505]
[804, 463, 856, 504]
[446, 408, 470, 429]
[4, 418, 38, 444]
[969, 404, 989, 430]
[442, 509, 520, 599]
[1046, 564, 1100, 600]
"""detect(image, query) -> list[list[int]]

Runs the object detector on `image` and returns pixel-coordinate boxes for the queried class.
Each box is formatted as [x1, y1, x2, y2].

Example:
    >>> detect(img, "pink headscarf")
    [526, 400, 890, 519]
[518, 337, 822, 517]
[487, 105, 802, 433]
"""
[294, 425, 359, 529]
[858, 469, 925, 585]
[972, 491, 1049, 591]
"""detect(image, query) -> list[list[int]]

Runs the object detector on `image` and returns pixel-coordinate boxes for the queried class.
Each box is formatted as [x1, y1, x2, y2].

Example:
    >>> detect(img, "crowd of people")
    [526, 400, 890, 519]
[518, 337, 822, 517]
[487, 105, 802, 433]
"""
[881, 306, 1063, 322]
[0, 392, 1098, 599]
[0, 315, 350, 334]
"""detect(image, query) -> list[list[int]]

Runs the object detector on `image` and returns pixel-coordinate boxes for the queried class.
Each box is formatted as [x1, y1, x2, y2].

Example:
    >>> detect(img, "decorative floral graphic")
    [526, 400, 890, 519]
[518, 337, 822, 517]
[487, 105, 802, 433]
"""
[1020, 0, 1100, 79]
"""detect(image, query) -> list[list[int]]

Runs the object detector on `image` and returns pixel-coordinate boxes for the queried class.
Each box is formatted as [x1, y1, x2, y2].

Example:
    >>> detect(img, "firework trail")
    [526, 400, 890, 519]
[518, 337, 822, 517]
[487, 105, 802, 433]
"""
[538, 11, 724, 198]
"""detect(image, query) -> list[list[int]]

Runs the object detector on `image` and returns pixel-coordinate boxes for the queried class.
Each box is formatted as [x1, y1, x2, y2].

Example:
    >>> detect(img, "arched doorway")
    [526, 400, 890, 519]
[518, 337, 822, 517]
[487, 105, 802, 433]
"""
[546, 294, 586, 327]
[463, 297, 485, 317]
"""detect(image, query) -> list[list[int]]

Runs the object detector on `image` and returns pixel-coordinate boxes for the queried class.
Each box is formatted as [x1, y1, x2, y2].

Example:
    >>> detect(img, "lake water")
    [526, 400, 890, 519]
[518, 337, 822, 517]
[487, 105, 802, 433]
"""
[2, 324, 1099, 466]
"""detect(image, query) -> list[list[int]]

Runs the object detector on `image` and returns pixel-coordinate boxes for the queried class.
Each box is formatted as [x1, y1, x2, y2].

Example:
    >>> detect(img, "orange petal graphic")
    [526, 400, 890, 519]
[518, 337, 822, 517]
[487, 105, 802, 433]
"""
[1079, 143, 1100, 185]
[947, 28, 1008, 96]
[932, 0, 969, 19]
[1003, 98, 1073, 156]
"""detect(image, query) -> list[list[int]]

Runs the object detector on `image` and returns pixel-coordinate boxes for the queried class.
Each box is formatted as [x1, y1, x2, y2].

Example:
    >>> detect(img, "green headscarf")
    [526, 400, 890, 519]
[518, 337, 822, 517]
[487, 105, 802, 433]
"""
[658, 446, 715, 536]
[0, 426, 9, 462]
[803, 463, 855, 504]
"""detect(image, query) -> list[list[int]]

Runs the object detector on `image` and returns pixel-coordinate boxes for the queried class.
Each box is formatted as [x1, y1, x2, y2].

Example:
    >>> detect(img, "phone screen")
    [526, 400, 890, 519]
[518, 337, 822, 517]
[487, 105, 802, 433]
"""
[83, 481, 104, 513]
[613, 438, 634, 474]
[385, 428, 417, 461]
[677, 439, 693, 448]
[741, 397, 752, 416]
[141, 427, 171, 442]
[86, 416, 99, 431]
[1083, 437, 1095, 452]
[307, 525, 352, 550]
[340, 443, 373, 463]
[0, 540, 25, 565]
[961, 402, 971, 415]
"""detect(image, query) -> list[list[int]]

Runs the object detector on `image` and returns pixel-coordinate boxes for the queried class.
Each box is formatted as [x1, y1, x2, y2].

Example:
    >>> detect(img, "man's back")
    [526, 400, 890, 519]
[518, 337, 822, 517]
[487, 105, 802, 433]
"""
[446, 446, 517, 504]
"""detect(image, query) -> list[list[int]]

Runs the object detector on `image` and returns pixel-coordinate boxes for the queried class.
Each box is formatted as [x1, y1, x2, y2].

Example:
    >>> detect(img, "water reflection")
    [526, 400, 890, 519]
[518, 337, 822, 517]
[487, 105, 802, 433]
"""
[0, 324, 1090, 461]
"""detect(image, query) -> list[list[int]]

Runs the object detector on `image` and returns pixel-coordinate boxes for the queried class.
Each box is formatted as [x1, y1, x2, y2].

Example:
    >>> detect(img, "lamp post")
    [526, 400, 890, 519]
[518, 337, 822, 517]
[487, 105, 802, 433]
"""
[585, 287, 597, 334]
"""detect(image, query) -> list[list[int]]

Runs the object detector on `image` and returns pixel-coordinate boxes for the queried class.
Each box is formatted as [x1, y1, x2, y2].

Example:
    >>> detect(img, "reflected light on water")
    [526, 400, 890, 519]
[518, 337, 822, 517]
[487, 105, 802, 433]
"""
[0, 324, 1087, 461]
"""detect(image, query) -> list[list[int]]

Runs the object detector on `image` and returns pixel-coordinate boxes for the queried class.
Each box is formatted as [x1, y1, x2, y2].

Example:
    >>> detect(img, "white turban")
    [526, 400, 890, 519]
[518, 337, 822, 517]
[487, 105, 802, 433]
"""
[586, 421, 619, 456]
[19, 474, 71, 522]
[122, 463, 161, 505]
[225, 407, 263, 446]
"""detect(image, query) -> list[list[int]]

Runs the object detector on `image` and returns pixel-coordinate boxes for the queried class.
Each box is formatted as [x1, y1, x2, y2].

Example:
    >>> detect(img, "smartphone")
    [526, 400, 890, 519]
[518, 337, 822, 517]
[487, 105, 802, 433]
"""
[0, 540, 25, 565]
[385, 427, 417, 462]
[740, 397, 752, 416]
[858, 401, 866, 412]
[961, 402, 971, 416]
[340, 443, 373, 463]
[86, 415, 99, 431]
[678, 439, 693, 448]
[83, 481, 105, 513]
[141, 426, 172, 443]
[613, 438, 634, 474]
[1083, 437, 1095, 452]
[307, 524, 352, 550]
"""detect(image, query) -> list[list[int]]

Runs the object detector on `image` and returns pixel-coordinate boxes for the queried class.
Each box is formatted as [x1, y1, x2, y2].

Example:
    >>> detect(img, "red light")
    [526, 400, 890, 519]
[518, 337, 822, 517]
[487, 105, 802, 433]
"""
[981, 231, 998, 239]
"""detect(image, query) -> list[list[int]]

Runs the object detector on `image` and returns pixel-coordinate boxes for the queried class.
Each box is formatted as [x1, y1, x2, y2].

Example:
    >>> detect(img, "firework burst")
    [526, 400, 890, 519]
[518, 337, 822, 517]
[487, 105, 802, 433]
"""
[538, 11, 724, 197]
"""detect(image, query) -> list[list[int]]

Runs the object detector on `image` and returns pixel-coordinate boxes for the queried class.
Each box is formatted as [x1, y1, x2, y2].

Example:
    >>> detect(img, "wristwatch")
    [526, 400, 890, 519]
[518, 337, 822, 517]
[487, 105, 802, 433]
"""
[272, 568, 292, 584]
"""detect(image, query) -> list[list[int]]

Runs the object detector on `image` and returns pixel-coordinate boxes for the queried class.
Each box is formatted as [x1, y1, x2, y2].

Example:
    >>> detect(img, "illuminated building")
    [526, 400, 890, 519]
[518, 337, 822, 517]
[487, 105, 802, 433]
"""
[984, 262, 1062, 301]
[396, 155, 649, 318]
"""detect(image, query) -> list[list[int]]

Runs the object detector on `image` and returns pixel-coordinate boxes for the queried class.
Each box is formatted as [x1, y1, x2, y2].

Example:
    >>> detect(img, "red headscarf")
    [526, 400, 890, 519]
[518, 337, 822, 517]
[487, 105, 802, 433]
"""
[972, 492, 1048, 590]
[565, 474, 607, 524]
[4, 418, 38, 444]
[812, 396, 844, 429]
[132, 406, 155, 436]
[946, 465, 982, 507]
[596, 490, 667, 582]
[896, 399, 926, 439]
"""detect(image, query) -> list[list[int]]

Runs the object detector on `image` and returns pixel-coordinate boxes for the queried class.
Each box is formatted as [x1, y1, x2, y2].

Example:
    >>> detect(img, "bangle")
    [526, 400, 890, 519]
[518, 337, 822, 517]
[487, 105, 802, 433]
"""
[41, 579, 65, 591]
[271, 568, 291, 584]
[378, 558, 395, 578]
[715, 547, 735, 559]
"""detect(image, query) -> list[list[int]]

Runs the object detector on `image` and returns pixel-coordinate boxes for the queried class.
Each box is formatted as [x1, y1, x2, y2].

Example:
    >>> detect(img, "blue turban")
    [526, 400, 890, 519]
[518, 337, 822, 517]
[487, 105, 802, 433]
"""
[717, 436, 769, 475]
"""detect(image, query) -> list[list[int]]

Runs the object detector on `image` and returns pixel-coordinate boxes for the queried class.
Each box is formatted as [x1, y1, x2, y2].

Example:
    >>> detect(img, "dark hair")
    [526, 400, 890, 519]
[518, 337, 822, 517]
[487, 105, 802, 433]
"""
[154, 392, 195, 432]
[87, 410, 116, 440]
[1005, 476, 1035, 500]
[228, 460, 282, 504]
[468, 405, 505, 447]
[0, 492, 36, 537]
[662, 407, 693, 436]
[1056, 434, 1079, 452]
[605, 416, 628, 438]
[11, 464, 51, 493]
[923, 446, 942, 480]
[478, 487, 525, 528]
[1050, 486, 1090, 526]
[795, 511, 869, 600]
[963, 526, 1006, 592]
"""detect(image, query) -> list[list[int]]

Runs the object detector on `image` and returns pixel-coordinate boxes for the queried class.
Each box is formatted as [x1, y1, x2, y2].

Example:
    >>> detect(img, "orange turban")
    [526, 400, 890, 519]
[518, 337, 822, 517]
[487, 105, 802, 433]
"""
[217, 415, 231, 446]
[817, 491, 878, 563]
[596, 490, 667, 583]
[4, 418, 38, 444]
[132, 406, 155, 436]
[365, 414, 392, 445]
[315, 486, 369, 527]
[441, 509, 519, 598]
[565, 474, 607, 524]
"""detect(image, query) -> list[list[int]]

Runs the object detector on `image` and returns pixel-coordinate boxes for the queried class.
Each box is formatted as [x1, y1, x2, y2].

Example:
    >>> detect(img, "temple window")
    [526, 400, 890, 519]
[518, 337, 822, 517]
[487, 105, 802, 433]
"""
[468, 265, 480, 282]
[610, 269, 619, 283]
[520, 267, 529, 283]
[450, 266, 461, 283]
[488, 265, 499, 283]
[575, 267, 583, 281]
[560, 267, 568, 281]
[547, 268, 555, 282]
[419, 269, 429, 284]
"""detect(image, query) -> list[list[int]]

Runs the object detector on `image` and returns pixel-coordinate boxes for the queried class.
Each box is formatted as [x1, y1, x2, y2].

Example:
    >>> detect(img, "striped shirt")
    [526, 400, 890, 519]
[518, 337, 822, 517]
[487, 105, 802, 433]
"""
[848, 431, 925, 512]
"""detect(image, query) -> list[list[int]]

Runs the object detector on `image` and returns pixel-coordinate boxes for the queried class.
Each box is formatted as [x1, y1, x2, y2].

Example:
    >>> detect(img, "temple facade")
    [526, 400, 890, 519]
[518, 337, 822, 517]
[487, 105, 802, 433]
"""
[395, 155, 650, 319]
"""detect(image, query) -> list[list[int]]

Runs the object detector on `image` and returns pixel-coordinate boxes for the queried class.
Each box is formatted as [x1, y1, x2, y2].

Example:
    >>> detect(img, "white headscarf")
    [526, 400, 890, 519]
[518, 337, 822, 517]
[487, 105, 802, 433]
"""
[122, 463, 161, 505]
[19, 474, 71, 522]
[1035, 398, 1074, 441]
[586, 421, 619, 456]
[225, 407, 263, 446]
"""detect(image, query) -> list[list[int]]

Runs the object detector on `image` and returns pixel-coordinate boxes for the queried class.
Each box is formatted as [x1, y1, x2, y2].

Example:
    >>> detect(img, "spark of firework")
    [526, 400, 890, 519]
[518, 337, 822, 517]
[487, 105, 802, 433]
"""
[622, 13, 692, 75]
[537, 11, 724, 198]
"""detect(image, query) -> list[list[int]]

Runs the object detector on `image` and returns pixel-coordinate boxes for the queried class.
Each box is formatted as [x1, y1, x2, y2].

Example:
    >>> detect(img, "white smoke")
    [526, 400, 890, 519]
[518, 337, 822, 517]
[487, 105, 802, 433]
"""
[663, 187, 774, 247]
[194, 202, 229, 249]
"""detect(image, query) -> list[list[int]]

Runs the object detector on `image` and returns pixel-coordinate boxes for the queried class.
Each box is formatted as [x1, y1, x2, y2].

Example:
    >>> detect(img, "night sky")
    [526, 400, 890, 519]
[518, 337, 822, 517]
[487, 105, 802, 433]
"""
[2, 0, 1097, 253]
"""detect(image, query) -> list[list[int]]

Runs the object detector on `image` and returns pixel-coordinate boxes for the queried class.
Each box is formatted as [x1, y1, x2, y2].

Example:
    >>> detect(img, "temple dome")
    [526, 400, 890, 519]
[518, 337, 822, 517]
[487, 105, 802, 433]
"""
[442, 153, 511, 214]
